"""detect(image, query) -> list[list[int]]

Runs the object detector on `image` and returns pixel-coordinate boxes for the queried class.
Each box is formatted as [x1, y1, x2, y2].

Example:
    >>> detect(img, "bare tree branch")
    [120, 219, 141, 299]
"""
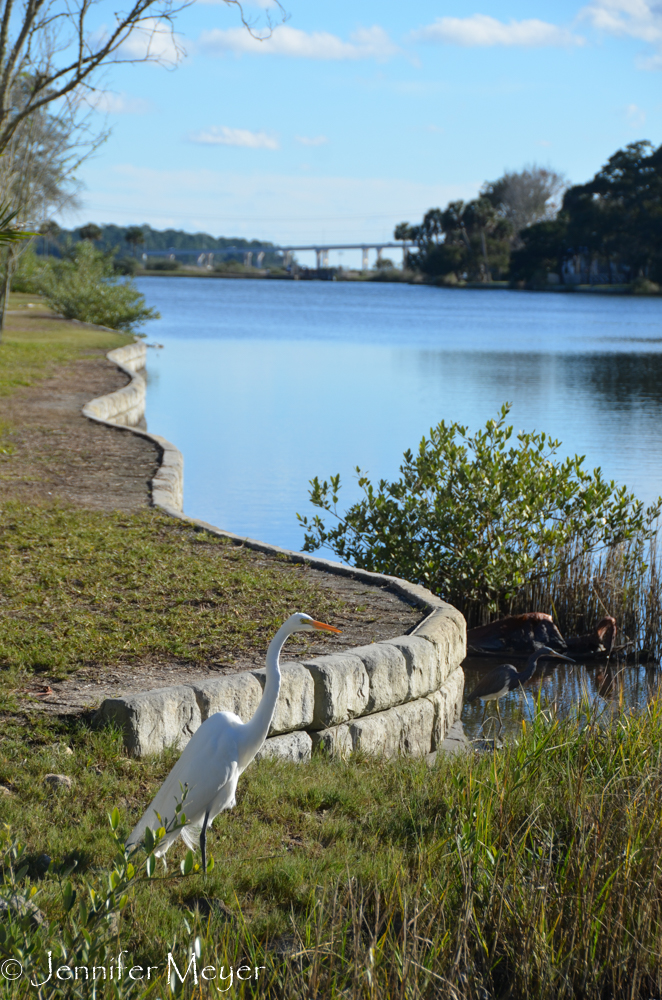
[0, 0, 285, 155]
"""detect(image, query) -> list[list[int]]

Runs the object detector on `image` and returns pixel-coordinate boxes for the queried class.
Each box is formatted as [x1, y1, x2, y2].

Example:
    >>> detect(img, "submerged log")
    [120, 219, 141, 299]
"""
[466, 613, 616, 659]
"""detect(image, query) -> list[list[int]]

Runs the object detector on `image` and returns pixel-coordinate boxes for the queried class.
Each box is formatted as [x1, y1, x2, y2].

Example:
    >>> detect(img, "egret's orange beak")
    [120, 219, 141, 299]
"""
[311, 619, 342, 633]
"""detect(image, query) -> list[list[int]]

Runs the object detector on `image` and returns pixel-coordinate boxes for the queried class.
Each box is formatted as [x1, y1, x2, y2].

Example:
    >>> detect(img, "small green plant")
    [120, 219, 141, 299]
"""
[0, 798, 206, 1000]
[36, 242, 159, 333]
[298, 404, 662, 622]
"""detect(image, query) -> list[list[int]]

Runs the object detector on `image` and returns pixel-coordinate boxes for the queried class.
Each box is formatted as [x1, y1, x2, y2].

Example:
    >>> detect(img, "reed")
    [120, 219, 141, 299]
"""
[507, 534, 662, 660]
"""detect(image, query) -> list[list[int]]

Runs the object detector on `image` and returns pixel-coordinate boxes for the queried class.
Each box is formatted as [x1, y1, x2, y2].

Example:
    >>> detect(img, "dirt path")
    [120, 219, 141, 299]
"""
[0, 349, 159, 511]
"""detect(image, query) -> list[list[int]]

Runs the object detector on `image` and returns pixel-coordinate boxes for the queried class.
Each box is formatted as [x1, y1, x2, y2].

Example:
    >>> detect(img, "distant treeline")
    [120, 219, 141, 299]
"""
[37, 223, 283, 265]
[397, 141, 662, 289]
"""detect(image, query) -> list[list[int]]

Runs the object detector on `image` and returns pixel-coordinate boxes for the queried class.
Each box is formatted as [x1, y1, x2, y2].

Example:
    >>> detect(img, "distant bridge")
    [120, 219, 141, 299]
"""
[141, 241, 411, 270]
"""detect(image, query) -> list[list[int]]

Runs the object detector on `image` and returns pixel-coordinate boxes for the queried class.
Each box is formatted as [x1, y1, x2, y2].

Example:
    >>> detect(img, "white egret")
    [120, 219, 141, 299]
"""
[127, 612, 341, 871]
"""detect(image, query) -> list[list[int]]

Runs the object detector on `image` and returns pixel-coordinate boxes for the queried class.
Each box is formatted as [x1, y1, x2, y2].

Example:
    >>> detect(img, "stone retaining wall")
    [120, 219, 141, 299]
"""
[87, 342, 467, 760]
[82, 342, 184, 512]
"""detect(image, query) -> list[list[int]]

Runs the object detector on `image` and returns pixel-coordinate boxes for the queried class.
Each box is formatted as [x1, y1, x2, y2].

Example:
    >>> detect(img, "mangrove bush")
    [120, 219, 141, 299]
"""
[298, 404, 662, 625]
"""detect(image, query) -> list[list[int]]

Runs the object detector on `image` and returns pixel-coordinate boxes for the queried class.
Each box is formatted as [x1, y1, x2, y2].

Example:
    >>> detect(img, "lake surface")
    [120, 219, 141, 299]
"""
[137, 276, 662, 740]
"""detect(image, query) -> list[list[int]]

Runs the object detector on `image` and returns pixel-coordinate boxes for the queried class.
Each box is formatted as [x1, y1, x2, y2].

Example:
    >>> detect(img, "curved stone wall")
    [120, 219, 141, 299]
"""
[87, 342, 467, 759]
[82, 342, 184, 512]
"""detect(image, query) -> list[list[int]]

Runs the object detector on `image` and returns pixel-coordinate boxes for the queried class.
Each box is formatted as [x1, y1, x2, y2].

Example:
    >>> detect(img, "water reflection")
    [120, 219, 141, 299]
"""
[461, 655, 662, 741]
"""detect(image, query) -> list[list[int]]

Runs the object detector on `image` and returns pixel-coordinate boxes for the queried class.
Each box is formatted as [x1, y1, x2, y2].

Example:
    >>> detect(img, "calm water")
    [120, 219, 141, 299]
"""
[137, 276, 662, 740]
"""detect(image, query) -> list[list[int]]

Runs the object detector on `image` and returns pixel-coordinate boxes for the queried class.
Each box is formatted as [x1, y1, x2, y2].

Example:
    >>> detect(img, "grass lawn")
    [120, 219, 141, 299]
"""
[2, 298, 662, 999]
[0, 294, 134, 397]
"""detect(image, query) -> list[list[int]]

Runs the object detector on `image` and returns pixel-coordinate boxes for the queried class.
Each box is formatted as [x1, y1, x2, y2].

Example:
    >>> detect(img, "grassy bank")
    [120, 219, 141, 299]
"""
[4, 707, 662, 998]
[0, 294, 133, 397]
[0, 502, 343, 709]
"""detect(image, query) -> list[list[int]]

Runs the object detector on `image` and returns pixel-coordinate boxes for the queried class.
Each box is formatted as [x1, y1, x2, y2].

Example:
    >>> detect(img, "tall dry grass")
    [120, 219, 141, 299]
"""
[507, 536, 662, 660]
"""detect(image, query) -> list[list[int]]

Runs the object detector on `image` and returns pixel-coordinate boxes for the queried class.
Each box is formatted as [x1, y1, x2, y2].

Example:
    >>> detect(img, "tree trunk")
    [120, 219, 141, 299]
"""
[0, 249, 9, 342]
[480, 229, 491, 282]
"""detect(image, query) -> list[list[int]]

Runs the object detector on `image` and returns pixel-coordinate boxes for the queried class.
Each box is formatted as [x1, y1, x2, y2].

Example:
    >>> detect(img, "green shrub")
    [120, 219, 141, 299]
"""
[113, 255, 139, 276]
[37, 242, 159, 333]
[298, 404, 662, 621]
[146, 258, 180, 271]
[213, 260, 247, 273]
[10, 246, 44, 293]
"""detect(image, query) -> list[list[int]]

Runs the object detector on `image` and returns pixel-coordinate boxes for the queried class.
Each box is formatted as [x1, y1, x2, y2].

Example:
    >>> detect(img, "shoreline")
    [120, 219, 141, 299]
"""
[134, 269, 660, 297]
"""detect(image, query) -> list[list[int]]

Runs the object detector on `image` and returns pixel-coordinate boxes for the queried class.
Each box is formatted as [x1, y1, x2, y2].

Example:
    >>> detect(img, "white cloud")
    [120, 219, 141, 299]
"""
[625, 101, 647, 125]
[119, 18, 185, 63]
[198, 24, 397, 60]
[295, 135, 328, 146]
[411, 14, 583, 47]
[189, 126, 279, 149]
[91, 91, 152, 114]
[581, 0, 662, 41]
[580, 0, 662, 67]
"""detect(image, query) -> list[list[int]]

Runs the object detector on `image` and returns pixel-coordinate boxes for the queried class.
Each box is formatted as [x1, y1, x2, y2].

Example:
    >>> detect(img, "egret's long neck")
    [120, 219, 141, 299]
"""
[238, 622, 288, 768]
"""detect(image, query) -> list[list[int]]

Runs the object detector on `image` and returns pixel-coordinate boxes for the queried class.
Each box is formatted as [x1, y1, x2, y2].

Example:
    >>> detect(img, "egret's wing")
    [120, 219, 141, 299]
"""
[127, 712, 241, 851]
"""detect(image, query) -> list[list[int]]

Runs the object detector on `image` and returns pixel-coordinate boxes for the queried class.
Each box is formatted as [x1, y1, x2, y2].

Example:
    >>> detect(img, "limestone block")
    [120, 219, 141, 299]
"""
[387, 636, 441, 701]
[310, 724, 352, 758]
[150, 435, 184, 512]
[83, 373, 146, 425]
[303, 653, 369, 728]
[107, 342, 147, 372]
[96, 685, 201, 757]
[192, 672, 262, 723]
[254, 731, 312, 763]
[348, 710, 400, 757]
[415, 608, 466, 682]
[251, 661, 314, 735]
[393, 698, 436, 757]
[348, 696, 436, 759]
[429, 667, 465, 749]
[352, 642, 408, 713]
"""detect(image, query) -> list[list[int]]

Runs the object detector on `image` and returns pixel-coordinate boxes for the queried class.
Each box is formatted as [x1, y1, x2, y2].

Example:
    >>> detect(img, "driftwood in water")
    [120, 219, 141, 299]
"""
[467, 612, 617, 659]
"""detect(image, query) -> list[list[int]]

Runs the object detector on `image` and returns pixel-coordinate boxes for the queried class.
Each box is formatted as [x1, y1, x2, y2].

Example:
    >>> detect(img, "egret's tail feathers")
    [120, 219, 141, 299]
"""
[182, 824, 202, 851]
[153, 828, 182, 858]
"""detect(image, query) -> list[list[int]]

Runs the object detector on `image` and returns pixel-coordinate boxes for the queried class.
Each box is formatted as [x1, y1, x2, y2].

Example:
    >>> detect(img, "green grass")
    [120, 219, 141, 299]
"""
[0, 294, 133, 397]
[0, 501, 344, 704]
[4, 706, 662, 998]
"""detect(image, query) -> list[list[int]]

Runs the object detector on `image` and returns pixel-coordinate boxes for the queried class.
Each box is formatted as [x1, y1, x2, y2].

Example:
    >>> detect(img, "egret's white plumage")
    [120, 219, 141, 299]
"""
[126, 612, 340, 869]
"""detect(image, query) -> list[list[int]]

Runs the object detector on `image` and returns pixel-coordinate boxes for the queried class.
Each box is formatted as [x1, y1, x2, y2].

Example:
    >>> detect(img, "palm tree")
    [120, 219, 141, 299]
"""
[125, 226, 145, 258]
[79, 223, 102, 243]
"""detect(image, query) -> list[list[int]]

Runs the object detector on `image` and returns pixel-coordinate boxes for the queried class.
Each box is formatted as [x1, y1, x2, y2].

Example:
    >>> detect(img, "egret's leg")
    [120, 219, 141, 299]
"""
[480, 702, 488, 731]
[200, 811, 210, 875]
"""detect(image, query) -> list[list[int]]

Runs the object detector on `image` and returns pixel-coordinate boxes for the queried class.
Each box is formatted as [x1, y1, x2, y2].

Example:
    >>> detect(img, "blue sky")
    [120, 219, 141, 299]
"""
[70, 0, 662, 263]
